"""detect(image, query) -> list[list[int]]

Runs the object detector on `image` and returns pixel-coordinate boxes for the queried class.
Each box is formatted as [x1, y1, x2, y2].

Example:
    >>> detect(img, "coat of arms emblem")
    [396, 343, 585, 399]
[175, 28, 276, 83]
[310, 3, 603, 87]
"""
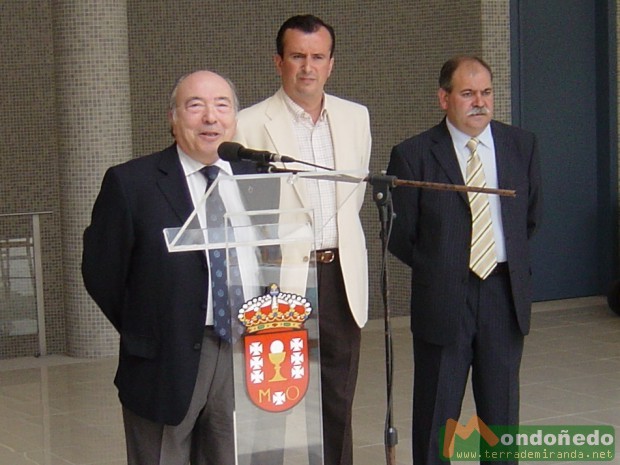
[237, 284, 312, 412]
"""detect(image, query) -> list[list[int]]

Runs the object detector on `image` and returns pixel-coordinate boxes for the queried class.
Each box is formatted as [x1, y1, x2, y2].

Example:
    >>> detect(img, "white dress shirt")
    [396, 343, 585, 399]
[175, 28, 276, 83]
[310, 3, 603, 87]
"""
[178, 147, 259, 324]
[282, 91, 338, 250]
[446, 120, 507, 262]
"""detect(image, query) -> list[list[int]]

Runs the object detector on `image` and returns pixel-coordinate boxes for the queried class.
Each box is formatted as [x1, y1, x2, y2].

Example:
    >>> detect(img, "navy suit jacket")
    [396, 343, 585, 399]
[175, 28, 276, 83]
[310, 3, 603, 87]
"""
[387, 119, 542, 346]
[82, 144, 256, 425]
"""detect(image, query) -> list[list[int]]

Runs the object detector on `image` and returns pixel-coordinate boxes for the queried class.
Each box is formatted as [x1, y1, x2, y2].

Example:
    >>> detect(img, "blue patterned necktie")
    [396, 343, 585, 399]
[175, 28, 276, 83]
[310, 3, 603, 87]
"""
[201, 165, 244, 342]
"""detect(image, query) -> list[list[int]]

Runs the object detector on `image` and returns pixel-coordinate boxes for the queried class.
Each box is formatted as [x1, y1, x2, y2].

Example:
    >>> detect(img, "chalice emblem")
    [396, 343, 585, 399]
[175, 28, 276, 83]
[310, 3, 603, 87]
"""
[268, 339, 287, 382]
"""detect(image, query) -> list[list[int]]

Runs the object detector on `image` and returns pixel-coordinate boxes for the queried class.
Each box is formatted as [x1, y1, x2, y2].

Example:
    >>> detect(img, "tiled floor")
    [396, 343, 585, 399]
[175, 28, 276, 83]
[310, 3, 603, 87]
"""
[1, 296, 619, 464]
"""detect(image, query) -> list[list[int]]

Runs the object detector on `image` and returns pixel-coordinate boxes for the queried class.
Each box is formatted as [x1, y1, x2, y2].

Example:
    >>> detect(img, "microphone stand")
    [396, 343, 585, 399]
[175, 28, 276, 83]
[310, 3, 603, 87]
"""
[257, 158, 402, 464]
[285, 159, 334, 171]
[255, 161, 331, 175]
[366, 174, 399, 465]
[255, 162, 305, 174]
[364, 173, 515, 465]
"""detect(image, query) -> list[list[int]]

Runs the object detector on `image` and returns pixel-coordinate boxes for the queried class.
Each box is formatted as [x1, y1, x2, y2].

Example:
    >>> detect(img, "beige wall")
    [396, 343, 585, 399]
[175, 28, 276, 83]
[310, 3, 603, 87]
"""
[126, 0, 511, 354]
[0, 1, 65, 357]
[0, 0, 609, 357]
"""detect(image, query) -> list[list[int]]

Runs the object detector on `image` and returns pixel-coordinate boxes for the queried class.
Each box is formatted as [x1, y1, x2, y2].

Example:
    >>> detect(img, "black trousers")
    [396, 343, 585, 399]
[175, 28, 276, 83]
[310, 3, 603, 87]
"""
[412, 271, 524, 465]
[248, 253, 362, 465]
[316, 254, 362, 465]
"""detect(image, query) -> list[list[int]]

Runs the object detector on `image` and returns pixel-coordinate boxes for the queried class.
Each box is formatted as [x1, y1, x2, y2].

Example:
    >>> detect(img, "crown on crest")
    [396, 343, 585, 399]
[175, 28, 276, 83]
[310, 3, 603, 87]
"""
[237, 283, 312, 334]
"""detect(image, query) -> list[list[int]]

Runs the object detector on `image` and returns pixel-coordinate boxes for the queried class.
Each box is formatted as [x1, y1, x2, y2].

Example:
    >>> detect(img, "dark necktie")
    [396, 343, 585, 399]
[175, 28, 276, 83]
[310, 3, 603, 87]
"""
[200, 165, 243, 342]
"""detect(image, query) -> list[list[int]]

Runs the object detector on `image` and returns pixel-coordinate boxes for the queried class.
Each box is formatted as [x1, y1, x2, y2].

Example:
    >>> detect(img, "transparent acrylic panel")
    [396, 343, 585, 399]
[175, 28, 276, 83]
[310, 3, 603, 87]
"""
[163, 171, 366, 464]
[225, 209, 322, 464]
[0, 217, 36, 338]
[0, 242, 36, 337]
[163, 170, 366, 253]
[0, 214, 42, 359]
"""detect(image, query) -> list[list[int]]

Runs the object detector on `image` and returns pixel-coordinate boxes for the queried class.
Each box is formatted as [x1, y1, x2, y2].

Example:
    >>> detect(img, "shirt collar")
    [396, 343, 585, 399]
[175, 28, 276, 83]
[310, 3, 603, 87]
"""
[176, 145, 233, 177]
[446, 119, 493, 151]
[279, 87, 329, 124]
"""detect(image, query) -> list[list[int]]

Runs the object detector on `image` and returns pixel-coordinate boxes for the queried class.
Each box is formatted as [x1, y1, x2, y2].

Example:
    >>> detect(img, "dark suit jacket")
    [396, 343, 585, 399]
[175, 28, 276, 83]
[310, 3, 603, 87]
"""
[387, 119, 542, 346]
[82, 144, 256, 425]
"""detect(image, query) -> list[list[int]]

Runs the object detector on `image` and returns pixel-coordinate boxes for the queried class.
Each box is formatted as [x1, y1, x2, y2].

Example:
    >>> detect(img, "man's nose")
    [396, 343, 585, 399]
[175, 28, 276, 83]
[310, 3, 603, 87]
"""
[202, 105, 217, 123]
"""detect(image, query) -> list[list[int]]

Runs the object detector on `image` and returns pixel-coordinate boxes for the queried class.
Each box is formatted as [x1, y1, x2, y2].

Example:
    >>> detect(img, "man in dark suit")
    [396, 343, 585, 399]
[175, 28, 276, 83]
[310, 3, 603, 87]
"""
[387, 56, 542, 465]
[82, 70, 255, 465]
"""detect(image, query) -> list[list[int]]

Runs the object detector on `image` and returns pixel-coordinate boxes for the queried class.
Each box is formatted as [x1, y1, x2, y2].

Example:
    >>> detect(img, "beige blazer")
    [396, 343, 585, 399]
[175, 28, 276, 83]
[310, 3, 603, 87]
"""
[234, 88, 371, 327]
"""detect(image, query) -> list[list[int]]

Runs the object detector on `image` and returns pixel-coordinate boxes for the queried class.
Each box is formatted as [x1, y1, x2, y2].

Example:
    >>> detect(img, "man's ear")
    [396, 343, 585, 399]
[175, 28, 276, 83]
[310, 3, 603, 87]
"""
[273, 53, 283, 76]
[438, 88, 449, 111]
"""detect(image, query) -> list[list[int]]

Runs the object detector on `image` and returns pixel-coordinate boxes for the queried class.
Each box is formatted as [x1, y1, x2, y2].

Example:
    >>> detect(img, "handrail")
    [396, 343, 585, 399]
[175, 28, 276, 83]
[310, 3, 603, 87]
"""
[0, 211, 53, 218]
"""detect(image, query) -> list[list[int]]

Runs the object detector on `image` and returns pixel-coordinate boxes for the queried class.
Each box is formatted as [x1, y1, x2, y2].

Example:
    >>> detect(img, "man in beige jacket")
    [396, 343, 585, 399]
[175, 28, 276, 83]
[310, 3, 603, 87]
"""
[234, 14, 371, 465]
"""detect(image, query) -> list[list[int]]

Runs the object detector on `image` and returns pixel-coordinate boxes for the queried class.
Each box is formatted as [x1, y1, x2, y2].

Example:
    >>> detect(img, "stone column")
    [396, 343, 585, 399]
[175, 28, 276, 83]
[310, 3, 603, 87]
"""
[52, 0, 131, 356]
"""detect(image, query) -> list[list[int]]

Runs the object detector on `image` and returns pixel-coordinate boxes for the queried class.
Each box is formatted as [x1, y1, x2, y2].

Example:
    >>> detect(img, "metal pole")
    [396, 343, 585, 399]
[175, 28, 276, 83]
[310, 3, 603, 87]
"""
[32, 214, 47, 357]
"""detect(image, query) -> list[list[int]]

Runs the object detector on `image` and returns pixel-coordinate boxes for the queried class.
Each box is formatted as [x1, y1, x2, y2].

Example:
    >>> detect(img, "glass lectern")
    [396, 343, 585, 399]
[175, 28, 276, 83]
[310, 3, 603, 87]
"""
[164, 170, 365, 465]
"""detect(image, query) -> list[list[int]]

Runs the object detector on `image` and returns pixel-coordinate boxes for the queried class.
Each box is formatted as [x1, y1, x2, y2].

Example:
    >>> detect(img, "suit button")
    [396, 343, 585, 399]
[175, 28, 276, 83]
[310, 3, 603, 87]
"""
[201, 303, 208, 312]
[193, 343, 201, 350]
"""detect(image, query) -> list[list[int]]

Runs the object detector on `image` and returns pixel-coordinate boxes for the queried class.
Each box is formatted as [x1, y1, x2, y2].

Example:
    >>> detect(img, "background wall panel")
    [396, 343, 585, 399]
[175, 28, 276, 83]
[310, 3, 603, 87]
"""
[1, 0, 521, 356]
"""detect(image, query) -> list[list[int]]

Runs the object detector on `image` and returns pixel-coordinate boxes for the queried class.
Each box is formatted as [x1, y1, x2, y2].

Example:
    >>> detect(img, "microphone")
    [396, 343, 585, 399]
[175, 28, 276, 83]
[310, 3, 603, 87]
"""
[218, 142, 296, 164]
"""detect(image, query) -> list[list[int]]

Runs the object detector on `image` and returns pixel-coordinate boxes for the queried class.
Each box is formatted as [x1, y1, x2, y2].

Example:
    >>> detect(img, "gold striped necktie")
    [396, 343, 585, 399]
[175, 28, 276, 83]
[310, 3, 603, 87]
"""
[466, 137, 497, 279]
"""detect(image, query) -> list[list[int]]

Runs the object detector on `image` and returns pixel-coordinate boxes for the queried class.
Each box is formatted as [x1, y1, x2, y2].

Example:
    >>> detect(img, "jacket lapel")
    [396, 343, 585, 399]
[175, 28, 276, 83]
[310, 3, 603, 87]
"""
[263, 92, 309, 205]
[430, 120, 469, 204]
[490, 121, 513, 190]
[156, 145, 194, 223]
[264, 94, 301, 158]
[326, 96, 356, 172]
